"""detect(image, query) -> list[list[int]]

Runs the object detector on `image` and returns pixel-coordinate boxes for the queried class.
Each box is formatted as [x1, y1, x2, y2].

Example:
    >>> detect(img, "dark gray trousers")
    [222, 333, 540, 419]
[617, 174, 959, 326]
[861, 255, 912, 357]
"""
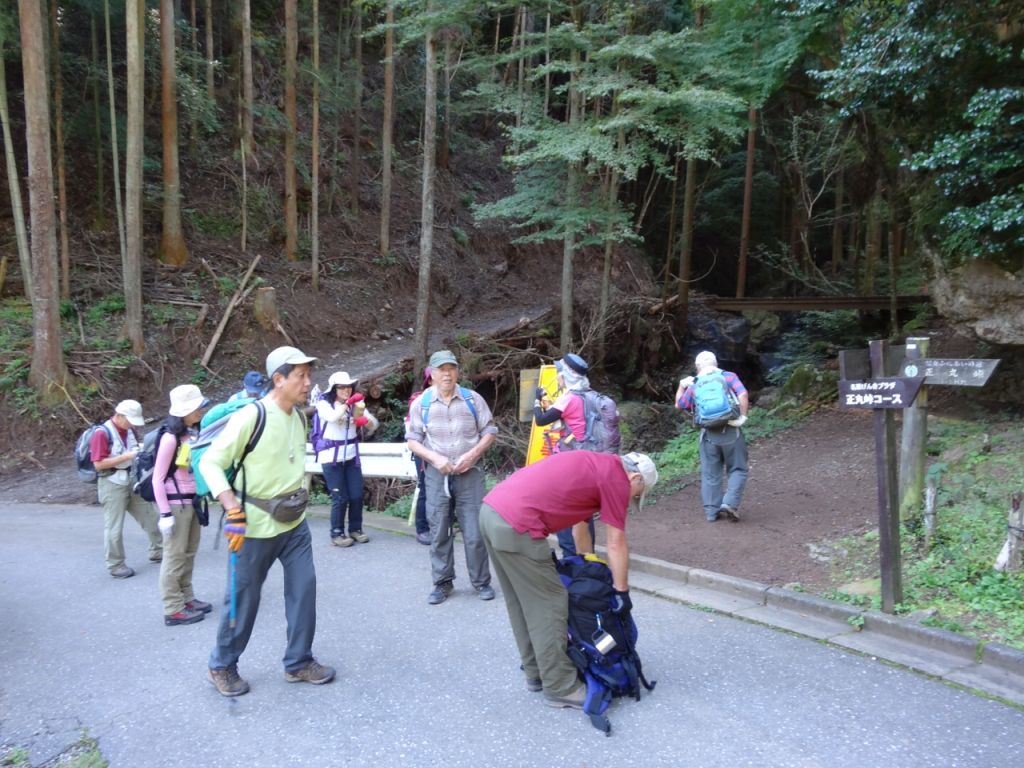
[208, 520, 317, 674]
[424, 465, 491, 589]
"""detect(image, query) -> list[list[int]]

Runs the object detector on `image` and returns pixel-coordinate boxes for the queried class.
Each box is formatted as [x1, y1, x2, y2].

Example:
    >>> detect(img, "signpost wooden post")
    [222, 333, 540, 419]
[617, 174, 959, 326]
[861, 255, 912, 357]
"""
[897, 342, 1000, 522]
[838, 338, 1000, 613]
[838, 339, 924, 613]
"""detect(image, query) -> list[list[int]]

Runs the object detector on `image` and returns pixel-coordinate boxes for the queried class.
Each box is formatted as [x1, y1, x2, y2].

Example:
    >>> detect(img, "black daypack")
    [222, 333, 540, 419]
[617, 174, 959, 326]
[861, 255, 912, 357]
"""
[133, 425, 186, 504]
[556, 555, 656, 735]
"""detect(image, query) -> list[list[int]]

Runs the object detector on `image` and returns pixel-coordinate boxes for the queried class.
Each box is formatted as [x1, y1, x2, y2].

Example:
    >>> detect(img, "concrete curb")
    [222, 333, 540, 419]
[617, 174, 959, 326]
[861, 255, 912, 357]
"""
[357, 509, 1024, 708]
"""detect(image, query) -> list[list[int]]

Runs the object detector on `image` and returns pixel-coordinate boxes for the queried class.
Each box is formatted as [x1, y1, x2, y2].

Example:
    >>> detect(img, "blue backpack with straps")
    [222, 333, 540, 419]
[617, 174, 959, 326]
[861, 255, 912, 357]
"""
[190, 401, 267, 497]
[419, 386, 479, 428]
[692, 370, 740, 429]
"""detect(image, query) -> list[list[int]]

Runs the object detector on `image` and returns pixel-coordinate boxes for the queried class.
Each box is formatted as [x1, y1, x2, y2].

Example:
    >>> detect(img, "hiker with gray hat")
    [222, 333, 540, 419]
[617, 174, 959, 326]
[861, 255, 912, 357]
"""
[479, 450, 658, 709]
[406, 350, 498, 605]
[89, 400, 163, 578]
[200, 345, 335, 697]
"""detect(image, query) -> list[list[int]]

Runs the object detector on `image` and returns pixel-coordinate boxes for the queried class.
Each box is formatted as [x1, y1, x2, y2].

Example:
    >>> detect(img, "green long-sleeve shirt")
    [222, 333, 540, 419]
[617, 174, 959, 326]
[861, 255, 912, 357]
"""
[199, 398, 307, 538]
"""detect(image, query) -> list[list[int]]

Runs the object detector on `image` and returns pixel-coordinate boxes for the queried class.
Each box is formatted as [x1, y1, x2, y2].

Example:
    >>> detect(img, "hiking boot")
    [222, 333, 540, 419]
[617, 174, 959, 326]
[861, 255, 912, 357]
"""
[165, 607, 205, 626]
[149, 551, 163, 563]
[350, 531, 370, 544]
[427, 581, 454, 605]
[110, 565, 135, 579]
[284, 659, 336, 685]
[545, 684, 586, 709]
[706, 512, 719, 522]
[416, 531, 432, 545]
[208, 666, 250, 697]
[476, 585, 496, 601]
[332, 535, 354, 548]
[186, 598, 213, 614]
[526, 677, 543, 693]
[719, 505, 740, 522]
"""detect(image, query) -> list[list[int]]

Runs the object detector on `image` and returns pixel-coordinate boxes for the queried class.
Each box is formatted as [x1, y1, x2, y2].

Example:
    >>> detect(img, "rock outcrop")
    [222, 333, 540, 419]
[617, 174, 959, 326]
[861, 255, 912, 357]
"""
[930, 260, 1024, 345]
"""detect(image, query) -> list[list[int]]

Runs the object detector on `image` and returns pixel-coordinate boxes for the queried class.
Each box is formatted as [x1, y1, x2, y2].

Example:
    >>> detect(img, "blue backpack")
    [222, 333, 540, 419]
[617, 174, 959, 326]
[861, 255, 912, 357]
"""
[692, 370, 739, 429]
[419, 386, 479, 428]
[557, 555, 656, 736]
[191, 401, 267, 497]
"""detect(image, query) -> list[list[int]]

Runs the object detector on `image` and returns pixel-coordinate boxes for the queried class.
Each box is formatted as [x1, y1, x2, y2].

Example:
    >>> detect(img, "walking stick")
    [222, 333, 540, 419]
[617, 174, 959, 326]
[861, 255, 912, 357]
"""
[229, 550, 238, 629]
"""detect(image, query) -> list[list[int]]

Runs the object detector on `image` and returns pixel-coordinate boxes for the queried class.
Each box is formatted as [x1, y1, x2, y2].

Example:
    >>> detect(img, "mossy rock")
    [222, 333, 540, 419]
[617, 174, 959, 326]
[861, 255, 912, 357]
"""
[780, 364, 839, 405]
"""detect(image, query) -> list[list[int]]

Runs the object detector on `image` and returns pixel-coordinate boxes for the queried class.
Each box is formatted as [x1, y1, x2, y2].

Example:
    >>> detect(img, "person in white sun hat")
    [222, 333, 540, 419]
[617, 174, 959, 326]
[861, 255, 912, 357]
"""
[153, 384, 211, 627]
[313, 370, 379, 547]
[89, 399, 163, 579]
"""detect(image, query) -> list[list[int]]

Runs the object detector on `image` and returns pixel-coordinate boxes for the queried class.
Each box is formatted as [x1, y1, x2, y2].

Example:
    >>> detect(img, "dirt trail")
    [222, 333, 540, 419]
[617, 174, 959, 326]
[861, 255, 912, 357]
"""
[617, 408, 879, 589]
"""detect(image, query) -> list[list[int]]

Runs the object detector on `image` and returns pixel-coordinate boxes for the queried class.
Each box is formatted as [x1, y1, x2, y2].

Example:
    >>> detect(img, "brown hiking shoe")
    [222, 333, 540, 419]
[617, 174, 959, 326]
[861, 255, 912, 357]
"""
[544, 684, 586, 709]
[110, 565, 135, 579]
[332, 535, 354, 548]
[284, 659, 336, 685]
[208, 666, 250, 697]
[350, 530, 370, 543]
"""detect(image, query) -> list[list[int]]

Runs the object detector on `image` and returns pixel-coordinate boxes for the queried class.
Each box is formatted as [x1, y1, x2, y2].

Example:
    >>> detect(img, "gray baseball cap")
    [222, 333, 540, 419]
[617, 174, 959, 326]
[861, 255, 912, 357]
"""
[265, 346, 318, 378]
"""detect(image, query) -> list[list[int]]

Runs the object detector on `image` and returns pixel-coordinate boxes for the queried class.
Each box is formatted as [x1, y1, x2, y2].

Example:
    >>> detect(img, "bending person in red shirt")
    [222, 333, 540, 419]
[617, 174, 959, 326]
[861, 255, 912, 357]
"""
[479, 450, 658, 710]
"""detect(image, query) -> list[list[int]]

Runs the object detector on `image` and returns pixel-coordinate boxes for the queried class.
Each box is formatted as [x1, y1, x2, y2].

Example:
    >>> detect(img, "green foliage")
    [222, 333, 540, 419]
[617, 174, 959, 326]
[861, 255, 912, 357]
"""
[85, 295, 126, 326]
[909, 87, 1024, 264]
[380, 490, 416, 520]
[189, 209, 240, 238]
[826, 415, 1024, 649]
[798, 0, 1024, 269]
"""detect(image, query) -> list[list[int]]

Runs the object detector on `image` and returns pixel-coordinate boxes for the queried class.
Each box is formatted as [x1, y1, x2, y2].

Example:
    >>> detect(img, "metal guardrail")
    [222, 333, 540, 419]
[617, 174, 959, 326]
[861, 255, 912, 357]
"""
[304, 442, 418, 480]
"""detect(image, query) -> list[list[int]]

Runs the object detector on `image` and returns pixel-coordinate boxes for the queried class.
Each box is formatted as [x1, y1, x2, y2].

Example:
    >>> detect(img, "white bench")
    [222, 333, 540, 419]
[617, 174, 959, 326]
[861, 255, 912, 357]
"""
[304, 442, 420, 523]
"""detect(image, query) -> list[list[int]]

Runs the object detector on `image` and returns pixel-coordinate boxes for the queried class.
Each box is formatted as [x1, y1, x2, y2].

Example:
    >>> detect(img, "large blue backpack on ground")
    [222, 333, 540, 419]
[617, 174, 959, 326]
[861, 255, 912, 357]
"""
[190, 400, 266, 497]
[692, 370, 740, 429]
[557, 554, 656, 736]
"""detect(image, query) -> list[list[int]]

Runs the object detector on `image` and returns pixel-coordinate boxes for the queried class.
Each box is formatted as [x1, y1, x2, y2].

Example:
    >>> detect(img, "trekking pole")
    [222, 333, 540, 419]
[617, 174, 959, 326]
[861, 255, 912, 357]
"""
[229, 550, 238, 629]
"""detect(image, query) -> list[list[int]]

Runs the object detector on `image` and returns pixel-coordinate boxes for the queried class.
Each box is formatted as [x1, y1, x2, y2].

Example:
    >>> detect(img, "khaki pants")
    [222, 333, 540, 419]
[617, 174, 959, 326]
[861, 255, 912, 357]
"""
[99, 476, 162, 571]
[479, 504, 579, 697]
[160, 504, 202, 615]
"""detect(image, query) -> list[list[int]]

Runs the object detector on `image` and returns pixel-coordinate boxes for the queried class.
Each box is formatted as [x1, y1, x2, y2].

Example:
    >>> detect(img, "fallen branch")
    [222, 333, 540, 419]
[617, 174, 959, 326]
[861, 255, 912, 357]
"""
[19, 451, 46, 470]
[274, 321, 294, 345]
[200, 254, 262, 368]
[50, 377, 90, 426]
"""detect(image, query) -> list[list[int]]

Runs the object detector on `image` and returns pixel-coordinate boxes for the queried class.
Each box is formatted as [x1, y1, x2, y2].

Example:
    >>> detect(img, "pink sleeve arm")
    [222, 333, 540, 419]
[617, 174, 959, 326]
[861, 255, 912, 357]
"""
[152, 433, 177, 514]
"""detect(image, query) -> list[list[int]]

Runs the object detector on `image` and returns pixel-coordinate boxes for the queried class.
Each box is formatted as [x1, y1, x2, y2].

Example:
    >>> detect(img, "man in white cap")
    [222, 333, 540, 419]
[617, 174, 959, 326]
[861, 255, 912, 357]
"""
[406, 349, 498, 605]
[479, 450, 658, 709]
[90, 399, 163, 578]
[674, 350, 749, 522]
[200, 345, 335, 697]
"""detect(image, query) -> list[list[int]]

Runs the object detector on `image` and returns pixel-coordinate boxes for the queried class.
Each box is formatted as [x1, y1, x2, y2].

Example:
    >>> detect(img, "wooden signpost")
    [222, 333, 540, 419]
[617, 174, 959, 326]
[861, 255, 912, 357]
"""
[897, 341, 1000, 519]
[838, 339, 922, 613]
[838, 337, 1001, 613]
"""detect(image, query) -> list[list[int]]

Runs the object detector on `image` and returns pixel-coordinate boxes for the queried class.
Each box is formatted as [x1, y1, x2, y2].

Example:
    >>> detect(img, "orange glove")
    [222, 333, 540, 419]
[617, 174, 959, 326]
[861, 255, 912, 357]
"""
[224, 507, 246, 552]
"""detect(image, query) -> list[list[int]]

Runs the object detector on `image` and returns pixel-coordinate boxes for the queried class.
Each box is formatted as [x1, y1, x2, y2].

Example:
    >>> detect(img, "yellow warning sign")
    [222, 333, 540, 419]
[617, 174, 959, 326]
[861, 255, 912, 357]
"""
[525, 364, 566, 466]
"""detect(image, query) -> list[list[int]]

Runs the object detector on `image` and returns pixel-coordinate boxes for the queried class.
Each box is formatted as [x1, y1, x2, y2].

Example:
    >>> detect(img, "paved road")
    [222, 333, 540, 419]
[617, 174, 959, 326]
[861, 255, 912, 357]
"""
[1, 502, 1022, 768]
